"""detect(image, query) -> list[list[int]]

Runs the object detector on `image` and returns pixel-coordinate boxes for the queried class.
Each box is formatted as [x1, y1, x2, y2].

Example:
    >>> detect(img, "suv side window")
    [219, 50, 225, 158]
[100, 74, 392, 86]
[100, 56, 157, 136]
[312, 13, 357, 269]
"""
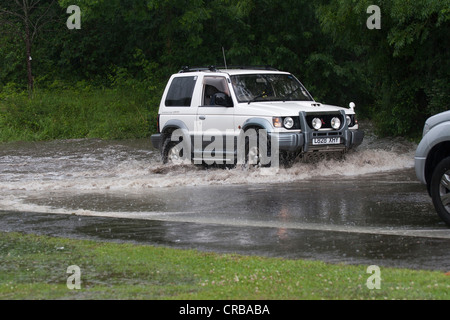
[202, 76, 230, 106]
[165, 76, 197, 107]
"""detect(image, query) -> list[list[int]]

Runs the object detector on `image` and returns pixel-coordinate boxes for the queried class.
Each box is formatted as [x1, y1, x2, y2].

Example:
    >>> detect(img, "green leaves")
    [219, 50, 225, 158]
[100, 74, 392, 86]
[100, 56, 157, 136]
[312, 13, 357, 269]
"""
[316, 0, 450, 137]
[0, 0, 447, 139]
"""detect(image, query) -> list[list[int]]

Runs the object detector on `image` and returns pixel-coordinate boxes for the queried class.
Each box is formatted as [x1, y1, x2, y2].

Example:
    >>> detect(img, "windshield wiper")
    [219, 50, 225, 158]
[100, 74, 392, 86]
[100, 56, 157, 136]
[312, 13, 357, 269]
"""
[248, 92, 268, 104]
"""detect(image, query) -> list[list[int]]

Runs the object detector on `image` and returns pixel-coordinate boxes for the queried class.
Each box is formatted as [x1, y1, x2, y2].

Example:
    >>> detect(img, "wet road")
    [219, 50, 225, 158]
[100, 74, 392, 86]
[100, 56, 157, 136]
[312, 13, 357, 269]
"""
[0, 135, 449, 271]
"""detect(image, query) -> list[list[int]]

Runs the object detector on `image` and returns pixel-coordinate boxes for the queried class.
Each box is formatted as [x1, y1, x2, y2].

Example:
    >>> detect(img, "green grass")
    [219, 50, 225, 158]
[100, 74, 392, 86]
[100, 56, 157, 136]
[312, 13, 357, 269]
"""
[0, 232, 448, 300]
[0, 85, 161, 142]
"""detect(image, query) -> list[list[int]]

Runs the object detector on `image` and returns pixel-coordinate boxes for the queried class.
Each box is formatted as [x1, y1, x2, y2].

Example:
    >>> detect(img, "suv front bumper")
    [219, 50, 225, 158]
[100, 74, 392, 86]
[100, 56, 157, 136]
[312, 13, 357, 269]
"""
[276, 129, 364, 153]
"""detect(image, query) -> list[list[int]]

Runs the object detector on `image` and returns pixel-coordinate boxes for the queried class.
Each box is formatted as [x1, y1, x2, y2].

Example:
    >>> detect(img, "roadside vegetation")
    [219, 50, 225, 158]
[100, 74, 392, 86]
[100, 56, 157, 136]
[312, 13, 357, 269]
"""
[0, 232, 449, 300]
[0, 0, 449, 143]
[0, 80, 162, 142]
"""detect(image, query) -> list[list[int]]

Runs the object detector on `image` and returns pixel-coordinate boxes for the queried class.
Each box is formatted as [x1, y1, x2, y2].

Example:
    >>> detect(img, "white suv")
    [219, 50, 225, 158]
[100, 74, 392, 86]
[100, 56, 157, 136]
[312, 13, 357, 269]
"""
[151, 66, 364, 166]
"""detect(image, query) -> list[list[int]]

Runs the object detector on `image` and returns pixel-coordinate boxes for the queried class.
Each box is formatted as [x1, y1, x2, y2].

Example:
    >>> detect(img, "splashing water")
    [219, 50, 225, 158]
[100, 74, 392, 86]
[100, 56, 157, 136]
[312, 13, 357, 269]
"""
[0, 128, 416, 194]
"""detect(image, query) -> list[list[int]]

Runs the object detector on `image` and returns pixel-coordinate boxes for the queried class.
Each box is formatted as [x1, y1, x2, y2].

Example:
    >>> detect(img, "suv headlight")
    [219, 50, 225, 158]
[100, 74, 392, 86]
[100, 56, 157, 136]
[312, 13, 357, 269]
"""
[283, 117, 294, 129]
[312, 118, 322, 130]
[331, 117, 341, 130]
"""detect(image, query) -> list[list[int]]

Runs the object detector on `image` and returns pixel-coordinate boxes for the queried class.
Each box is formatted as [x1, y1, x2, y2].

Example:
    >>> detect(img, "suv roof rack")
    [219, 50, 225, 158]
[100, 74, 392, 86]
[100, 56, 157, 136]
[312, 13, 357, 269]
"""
[179, 66, 217, 73]
[179, 65, 279, 73]
[222, 65, 279, 71]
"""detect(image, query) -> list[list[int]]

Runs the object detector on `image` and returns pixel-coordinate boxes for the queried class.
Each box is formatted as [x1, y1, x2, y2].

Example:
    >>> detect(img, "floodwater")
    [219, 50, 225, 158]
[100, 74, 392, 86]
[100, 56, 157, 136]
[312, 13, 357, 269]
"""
[0, 126, 449, 271]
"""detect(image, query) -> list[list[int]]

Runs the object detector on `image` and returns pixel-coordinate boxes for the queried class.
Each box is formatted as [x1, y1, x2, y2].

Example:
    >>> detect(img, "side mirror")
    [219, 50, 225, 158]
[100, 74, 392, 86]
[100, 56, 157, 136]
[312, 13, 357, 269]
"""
[349, 102, 356, 111]
[213, 93, 233, 107]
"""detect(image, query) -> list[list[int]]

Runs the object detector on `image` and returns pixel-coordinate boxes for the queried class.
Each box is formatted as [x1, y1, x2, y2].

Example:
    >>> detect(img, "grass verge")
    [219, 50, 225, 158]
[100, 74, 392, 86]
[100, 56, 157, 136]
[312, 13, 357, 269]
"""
[0, 85, 161, 142]
[0, 232, 449, 300]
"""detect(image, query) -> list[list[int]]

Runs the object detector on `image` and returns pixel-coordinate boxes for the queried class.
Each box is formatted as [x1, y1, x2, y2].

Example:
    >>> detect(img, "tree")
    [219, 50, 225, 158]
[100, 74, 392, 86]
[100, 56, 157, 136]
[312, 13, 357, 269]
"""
[316, 0, 450, 137]
[0, 0, 59, 95]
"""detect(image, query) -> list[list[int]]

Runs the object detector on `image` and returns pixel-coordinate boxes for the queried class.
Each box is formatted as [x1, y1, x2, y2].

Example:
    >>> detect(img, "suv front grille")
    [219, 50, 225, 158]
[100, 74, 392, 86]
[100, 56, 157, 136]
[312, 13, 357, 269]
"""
[305, 114, 345, 130]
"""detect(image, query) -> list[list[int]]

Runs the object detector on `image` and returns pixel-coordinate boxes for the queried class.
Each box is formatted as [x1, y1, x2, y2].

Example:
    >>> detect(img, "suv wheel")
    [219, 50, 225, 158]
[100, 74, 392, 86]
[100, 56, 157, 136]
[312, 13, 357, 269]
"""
[161, 137, 185, 164]
[430, 156, 450, 226]
[244, 128, 271, 168]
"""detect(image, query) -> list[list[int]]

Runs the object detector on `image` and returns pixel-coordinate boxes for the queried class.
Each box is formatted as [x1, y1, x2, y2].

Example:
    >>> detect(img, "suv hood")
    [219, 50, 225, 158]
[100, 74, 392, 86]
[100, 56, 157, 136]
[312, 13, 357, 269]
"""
[239, 101, 353, 116]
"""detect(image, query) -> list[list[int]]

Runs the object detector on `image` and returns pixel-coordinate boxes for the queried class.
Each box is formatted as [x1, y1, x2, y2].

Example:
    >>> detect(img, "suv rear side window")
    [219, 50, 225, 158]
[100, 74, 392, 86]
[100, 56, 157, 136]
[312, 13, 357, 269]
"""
[165, 76, 197, 107]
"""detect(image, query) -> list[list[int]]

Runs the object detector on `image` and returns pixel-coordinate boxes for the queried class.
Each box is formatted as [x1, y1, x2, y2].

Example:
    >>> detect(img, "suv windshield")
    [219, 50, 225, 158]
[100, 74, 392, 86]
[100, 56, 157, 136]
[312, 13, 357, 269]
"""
[231, 74, 313, 103]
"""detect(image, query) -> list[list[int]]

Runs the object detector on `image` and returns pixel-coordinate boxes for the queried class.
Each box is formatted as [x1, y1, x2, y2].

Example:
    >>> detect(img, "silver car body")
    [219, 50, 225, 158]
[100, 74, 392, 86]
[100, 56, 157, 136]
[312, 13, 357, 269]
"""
[415, 110, 450, 185]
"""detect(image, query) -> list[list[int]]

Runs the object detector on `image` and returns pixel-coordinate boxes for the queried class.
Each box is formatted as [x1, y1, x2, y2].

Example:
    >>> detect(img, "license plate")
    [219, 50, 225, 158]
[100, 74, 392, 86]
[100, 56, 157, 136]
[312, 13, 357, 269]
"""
[312, 137, 341, 145]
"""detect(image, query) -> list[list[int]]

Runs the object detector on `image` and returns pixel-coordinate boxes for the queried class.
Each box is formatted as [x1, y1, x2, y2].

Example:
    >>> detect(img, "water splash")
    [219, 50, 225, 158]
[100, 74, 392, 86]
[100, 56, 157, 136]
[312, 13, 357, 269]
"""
[0, 128, 416, 193]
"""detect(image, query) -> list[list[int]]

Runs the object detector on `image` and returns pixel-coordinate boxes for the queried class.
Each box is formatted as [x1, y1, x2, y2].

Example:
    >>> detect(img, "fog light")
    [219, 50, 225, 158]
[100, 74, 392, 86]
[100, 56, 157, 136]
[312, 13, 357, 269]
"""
[312, 118, 322, 130]
[284, 117, 294, 129]
[331, 117, 341, 130]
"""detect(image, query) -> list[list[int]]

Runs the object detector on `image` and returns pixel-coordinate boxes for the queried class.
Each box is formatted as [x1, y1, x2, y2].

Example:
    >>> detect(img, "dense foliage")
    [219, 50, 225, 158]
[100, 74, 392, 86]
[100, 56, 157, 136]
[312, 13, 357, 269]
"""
[0, 0, 449, 140]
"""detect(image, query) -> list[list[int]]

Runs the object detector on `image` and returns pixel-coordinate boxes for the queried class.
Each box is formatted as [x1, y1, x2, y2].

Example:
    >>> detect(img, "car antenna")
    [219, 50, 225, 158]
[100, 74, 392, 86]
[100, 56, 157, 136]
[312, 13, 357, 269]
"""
[222, 47, 228, 70]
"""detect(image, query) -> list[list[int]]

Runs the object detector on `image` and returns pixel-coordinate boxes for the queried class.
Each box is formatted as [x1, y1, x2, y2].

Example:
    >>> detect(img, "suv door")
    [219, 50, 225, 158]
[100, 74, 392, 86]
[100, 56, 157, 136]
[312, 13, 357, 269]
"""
[195, 76, 235, 163]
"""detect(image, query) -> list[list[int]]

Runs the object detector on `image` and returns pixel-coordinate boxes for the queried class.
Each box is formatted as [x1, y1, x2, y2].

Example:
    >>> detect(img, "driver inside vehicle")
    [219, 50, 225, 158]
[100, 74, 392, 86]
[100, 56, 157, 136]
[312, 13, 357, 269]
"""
[203, 76, 231, 106]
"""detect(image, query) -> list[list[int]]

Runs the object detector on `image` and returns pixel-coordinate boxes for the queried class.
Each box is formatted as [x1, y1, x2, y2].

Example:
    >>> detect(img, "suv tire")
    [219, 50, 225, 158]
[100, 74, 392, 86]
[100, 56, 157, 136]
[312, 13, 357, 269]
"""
[430, 156, 450, 226]
[244, 128, 272, 168]
[161, 137, 185, 164]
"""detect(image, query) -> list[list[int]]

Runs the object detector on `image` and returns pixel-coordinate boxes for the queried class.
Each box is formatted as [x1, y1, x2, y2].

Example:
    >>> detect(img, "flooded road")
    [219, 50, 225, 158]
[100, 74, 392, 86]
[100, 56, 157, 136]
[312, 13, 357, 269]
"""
[0, 128, 449, 271]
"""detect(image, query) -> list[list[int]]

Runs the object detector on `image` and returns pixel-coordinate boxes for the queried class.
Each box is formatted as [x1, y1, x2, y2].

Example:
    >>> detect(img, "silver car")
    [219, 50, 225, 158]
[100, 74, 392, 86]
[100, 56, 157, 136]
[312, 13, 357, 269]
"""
[415, 110, 450, 226]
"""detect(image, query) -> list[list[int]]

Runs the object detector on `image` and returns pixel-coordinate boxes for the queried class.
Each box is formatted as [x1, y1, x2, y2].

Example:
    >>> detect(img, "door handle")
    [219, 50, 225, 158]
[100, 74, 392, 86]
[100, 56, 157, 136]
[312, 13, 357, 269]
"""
[199, 116, 206, 120]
